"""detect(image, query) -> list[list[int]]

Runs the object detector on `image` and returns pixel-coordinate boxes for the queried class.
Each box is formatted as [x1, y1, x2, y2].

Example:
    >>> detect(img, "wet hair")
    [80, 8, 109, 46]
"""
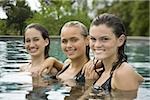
[91, 13, 127, 75]
[61, 21, 90, 60]
[24, 23, 50, 59]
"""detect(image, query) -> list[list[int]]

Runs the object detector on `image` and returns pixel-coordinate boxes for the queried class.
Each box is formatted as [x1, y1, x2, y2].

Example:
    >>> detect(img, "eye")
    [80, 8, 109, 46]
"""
[90, 37, 96, 42]
[101, 37, 109, 42]
[33, 37, 39, 42]
[71, 38, 78, 43]
[61, 39, 67, 44]
[25, 39, 30, 43]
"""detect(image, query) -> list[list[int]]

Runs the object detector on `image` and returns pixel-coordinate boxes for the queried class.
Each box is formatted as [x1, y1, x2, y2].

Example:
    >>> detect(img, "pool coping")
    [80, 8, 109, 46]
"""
[0, 35, 149, 41]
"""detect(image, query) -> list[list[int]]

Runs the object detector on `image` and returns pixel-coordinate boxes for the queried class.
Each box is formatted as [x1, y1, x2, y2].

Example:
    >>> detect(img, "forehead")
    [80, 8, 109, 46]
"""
[89, 24, 114, 37]
[25, 28, 42, 38]
[61, 26, 83, 39]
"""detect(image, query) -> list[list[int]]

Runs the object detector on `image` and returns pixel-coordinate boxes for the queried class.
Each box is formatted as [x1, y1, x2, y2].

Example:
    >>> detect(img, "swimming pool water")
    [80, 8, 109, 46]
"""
[0, 37, 149, 100]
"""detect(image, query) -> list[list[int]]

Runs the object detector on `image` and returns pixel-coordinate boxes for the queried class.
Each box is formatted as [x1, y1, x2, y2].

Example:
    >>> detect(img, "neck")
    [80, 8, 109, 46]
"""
[102, 54, 118, 72]
[31, 54, 45, 67]
[71, 55, 89, 70]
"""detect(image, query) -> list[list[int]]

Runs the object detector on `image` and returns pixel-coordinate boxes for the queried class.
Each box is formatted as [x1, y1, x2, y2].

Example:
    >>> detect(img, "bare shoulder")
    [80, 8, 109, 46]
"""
[115, 62, 133, 75]
[20, 63, 30, 72]
[64, 59, 71, 64]
[113, 62, 144, 90]
[44, 57, 56, 62]
[115, 62, 143, 81]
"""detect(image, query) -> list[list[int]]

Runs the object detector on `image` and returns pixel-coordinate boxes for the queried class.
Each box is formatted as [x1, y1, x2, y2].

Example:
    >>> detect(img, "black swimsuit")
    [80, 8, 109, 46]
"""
[92, 60, 126, 93]
[57, 64, 85, 83]
[92, 71, 113, 94]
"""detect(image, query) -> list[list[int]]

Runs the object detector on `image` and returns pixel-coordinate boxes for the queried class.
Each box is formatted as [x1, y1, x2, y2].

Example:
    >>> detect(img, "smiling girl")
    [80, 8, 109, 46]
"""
[88, 13, 144, 92]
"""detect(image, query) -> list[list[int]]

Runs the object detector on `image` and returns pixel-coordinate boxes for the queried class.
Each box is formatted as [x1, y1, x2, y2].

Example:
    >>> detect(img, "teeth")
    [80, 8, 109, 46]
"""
[94, 49, 104, 53]
[66, 48, 76, 55]
[67, 50, 74, 54]
[29, 48, 37, 53]
[66, 48, 75, 52]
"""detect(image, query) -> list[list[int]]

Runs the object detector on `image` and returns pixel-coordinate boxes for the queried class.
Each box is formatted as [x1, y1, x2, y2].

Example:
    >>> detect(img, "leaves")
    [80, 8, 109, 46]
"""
[0, 0, 149, 36]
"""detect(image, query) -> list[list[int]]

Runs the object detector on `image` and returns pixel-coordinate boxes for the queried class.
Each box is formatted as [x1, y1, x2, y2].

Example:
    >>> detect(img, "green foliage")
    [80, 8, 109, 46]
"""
[0, 0, 149, 36]
[0, 0, 33, 35]
[0, 20, 7, 35]
[26, 0, 91, 35]
[96, 0, 149, 36]
[130, 1, 149, 36]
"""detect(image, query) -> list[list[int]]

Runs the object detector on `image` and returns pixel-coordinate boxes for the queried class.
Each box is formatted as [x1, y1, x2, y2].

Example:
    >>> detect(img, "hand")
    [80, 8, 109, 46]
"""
[38, 57, 56, 76]
[82, 60, 93, 78]
[82, 59, 103, 79]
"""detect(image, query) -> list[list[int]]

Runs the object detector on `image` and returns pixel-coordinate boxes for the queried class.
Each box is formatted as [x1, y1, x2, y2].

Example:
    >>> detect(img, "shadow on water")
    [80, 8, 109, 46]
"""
[0, 37, 150, 100]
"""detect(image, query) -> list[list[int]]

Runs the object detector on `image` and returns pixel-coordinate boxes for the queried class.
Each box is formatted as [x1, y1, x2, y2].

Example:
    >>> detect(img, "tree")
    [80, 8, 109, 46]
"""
[26, 0, 91, 35]
[96, 0, 149, 36]
[130, 1, 149, 36]
[0, 0, 33, 35]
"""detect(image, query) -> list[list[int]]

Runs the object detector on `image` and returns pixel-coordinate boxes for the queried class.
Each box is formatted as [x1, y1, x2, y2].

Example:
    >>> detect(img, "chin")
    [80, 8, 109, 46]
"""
[30, 52, 39, 56]
[67, 55, 75, 59]
[68, 55, 79, 60]
[94, 55, 105, 60]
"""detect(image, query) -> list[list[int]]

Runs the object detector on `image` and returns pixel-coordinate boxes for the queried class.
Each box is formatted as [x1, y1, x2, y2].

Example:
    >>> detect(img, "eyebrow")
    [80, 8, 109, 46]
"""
[89, 34, 110, 39]
[61, 36, 78, 40]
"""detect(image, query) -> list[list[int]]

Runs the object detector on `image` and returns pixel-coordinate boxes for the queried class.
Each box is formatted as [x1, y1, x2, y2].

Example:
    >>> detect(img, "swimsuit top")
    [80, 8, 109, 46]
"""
[57, 64, 85, 83]
[92, 72, 113, 94]
[92, 59, 126, 93]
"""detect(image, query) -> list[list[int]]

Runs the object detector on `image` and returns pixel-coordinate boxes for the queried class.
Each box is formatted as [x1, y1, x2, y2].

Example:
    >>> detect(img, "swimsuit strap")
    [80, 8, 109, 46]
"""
[57, 63, 85, 83]
[93, 59, 126, 92]
[74, 69, 85, 83]
[57, 64, 70, 76]
[110, 58, 126, 75]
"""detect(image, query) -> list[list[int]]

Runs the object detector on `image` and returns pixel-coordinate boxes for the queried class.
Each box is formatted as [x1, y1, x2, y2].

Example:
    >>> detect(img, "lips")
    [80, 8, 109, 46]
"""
[65, 48, 76, 56]
[94, 49, 105, 54]
[28, 47, 38, 53]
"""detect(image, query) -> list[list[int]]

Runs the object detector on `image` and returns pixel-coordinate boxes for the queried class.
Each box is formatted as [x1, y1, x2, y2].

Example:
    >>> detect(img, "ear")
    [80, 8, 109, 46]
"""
[44, 38, 49, 46]
[117, 34, 126, 47]
[85, 36, 89, 46]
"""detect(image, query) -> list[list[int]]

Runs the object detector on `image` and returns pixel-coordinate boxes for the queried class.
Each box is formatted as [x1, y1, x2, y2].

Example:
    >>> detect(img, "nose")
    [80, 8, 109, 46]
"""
[29, 41, 35, 47]
[66, 41, 73, 47]
[94, 40, 102, 48]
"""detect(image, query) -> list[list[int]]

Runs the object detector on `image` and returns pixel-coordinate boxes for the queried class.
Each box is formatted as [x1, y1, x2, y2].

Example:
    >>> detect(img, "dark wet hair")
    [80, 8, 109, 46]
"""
[61, 21, 90, 60]
[91, 13, 127, 62]
[24, 23, 50, 59]
[91, 13, 127, 75]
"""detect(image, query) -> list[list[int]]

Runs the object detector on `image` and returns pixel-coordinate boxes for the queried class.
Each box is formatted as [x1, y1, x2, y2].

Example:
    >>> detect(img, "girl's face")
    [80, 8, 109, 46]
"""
[61, 26, 88, 60]
[89, 24, 122, 61]
[24, 28, 49, 57]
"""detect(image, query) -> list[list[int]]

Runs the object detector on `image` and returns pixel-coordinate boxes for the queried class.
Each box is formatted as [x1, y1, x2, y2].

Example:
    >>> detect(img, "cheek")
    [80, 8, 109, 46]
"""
[24, 43, 28, 49]
[40, 40, 48, 47]
[61, 44, 65, 52]
[77, 44, 87, 55]
[106, 43, 118, 54]
[89, 41, 94, 49]
[106, 41, 117, 49]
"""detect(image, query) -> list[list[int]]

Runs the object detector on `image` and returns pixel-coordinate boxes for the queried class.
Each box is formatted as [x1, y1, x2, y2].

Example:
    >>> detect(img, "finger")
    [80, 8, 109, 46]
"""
[82, 60, 91, 74]
[85, 61, 94, 77]
[38, 67, 46, 76]
[81, 65, 86, 74]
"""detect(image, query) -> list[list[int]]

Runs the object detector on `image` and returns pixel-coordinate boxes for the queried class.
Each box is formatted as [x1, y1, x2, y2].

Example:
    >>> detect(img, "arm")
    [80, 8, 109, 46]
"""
[52, 57, 64, 71]
[39, 57, 63, 76]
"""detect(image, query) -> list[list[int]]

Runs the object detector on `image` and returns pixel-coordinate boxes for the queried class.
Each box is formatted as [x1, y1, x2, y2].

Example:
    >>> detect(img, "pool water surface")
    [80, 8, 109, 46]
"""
[0, 37, 149, 100]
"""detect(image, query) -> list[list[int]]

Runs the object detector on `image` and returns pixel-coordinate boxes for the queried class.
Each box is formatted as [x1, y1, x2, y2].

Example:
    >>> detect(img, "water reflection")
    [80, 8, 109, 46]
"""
[0, 38, 150, 100]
